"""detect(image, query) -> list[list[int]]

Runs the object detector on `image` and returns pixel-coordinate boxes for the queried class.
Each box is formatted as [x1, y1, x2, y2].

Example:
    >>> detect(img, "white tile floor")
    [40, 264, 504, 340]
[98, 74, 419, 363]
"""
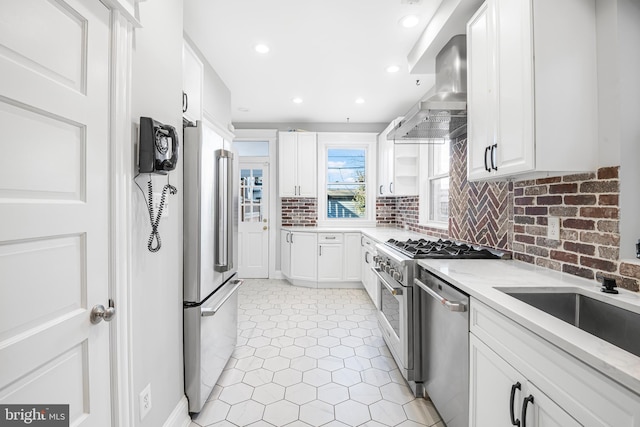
[191, 279, 443, 427]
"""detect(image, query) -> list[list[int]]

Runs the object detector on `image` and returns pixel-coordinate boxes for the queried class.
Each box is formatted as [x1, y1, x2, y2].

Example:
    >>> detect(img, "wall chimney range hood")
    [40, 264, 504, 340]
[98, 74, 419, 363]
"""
[388, 35, 467, 142]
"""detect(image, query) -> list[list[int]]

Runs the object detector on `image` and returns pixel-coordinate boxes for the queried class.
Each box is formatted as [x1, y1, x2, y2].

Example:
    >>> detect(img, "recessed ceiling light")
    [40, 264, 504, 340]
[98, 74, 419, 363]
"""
[399, 15, 419, 28]
[386, 65, 400, 73]
[292, 97, 303, 104]
[355, 98, 365, 104]
[254, 44, 270, 54]
[238, 107, 250, 112]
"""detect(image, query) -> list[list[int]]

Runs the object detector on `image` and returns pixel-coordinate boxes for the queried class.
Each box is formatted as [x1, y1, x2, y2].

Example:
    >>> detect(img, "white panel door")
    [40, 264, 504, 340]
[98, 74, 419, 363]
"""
[0, 0, 112, 426]
[238, 161, 269, 278]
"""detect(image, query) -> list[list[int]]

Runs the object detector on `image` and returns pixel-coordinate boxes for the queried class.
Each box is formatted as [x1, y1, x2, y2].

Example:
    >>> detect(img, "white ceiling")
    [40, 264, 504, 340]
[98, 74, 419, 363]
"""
[183, 0, 446, 125]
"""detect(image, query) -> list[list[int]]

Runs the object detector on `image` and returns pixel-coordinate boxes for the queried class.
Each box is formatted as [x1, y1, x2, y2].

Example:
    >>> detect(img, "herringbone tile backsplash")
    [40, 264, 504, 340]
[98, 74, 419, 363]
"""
[449, 139, 512, 250]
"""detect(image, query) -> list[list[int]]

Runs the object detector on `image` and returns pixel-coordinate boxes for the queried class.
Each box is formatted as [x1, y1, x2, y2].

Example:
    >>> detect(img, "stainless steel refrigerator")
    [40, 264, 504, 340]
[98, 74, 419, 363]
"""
[183, 121, 242, 413]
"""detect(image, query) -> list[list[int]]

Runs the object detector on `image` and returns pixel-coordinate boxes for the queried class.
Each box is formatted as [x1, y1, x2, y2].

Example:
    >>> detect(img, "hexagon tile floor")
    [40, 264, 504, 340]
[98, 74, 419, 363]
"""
[190, 279, 444, 427]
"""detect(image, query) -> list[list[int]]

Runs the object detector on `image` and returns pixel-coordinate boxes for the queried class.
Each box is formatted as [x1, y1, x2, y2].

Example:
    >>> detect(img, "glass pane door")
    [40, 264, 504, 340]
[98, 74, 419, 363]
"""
[240, 168, 264, 223]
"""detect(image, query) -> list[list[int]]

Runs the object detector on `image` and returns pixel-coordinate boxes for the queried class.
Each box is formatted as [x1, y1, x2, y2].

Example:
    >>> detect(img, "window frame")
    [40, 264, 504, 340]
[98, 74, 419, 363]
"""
[317, 133, 377, 227]
[419, 141, 450, 229]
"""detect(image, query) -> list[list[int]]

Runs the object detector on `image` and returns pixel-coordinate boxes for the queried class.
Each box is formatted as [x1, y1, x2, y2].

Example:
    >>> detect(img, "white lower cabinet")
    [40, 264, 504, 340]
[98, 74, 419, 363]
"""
[281, 229, 362, 287]
[470, 334, 578, 427]
[280, 230, 291, 277]
[318, 244, 343, 281]
[344, 233, 362, 282]
[470, 299, 640, 427]
[289, 232, 317, 282]
[360, 235, 378, 308]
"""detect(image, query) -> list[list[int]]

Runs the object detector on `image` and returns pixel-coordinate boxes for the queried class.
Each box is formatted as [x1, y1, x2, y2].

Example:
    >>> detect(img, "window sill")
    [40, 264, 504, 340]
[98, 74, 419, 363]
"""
[417, 221, 449, 231]
[317, 219, 377, 228]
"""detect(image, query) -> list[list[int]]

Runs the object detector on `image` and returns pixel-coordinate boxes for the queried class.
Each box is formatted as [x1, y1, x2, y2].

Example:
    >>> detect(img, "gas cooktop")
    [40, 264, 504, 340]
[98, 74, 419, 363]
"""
[384, 238, 504, 260]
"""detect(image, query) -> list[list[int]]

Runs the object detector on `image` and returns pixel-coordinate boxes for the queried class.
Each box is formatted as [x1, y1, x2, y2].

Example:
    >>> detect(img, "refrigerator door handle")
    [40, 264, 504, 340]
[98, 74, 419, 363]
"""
[201, 279, 244, 316]
[215, 149, 234, 272]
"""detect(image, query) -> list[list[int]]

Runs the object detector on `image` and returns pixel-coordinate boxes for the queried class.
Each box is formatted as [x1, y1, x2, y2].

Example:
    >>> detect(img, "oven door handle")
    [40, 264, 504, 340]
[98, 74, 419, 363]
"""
[373, 267, 403, 296]
[414, 278, 467, 312]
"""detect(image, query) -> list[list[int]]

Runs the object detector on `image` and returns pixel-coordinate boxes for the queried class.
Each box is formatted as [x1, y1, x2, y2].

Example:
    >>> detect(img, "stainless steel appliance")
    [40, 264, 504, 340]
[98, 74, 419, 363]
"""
[387, 35, 467, 141]
[183, 121, 242, 413]
[373, 246, 417, 391]
[373, 238, 506, 419]
[415, 265, 469, 427]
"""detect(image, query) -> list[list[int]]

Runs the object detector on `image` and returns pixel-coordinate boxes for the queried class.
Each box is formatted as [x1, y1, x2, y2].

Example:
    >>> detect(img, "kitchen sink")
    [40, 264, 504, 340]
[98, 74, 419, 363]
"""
[497, 287, 640, 357]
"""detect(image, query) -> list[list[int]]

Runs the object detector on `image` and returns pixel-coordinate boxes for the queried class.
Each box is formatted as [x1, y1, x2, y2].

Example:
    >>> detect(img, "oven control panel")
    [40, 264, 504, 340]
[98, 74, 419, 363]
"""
[373, 255, 404, 284]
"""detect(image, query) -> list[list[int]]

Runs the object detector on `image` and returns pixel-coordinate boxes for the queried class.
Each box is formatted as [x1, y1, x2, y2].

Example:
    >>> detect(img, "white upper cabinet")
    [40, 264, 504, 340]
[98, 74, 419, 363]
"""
[377, 118, 419, 196]
[467, 0, 598, 181]
[278, 131, 317, 197]
[182, 40, 203, 123]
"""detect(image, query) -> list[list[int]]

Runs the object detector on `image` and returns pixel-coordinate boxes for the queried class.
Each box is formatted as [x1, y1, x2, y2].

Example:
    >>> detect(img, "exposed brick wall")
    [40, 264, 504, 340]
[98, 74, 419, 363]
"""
[512, 167, 639, 291]
[394, 196, 449, 239]
[376, 197, 397, 226]
[281, 197, 317, 227]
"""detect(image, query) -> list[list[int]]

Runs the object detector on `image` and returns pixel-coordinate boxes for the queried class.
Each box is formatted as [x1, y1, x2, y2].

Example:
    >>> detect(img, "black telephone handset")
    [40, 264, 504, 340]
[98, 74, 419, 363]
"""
[139, 117, 179, 173]
[137, 117, 179, 253]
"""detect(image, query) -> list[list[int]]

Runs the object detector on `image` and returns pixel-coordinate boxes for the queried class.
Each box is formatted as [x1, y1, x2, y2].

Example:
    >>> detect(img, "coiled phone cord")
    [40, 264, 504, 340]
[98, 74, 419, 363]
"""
[146, 178, 177, 252]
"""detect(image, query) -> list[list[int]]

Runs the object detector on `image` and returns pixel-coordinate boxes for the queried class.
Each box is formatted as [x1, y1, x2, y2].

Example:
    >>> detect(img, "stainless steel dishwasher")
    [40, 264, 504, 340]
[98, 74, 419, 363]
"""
[414, 265, 469, 427]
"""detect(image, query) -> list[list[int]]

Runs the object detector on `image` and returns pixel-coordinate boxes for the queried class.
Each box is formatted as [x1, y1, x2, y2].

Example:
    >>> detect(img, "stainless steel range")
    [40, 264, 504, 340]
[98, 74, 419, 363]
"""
[373, 238, 506, 403]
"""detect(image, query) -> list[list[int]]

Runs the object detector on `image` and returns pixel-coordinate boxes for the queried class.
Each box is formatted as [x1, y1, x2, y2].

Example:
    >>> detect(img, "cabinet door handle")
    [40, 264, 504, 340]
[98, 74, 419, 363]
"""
[361, 236, 364, 246]
[484, 146, 491, 172]
[365, 252, 370, 264]
[521, 395, 534, 427]
[491, 143, 498, 171]
[290, 233, 294, 244]
[379, 185, 383, 195]
[389, 182, 394, 194]
[319, 245, 322, 256]
[182, 91, 188, 113]
[509, 382, 521, 426]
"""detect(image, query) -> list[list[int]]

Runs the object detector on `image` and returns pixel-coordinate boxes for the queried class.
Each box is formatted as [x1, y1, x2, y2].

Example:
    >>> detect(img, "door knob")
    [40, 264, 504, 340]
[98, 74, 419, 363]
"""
[91, 302, 116, 324]
[263, 226, 268, 230]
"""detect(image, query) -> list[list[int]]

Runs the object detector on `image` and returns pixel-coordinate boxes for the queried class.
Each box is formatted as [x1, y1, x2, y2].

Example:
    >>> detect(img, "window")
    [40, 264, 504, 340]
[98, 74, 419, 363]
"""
[317, 133, 377, 226]
[420, 141, 450, 226]
[327, 148, 366, 218]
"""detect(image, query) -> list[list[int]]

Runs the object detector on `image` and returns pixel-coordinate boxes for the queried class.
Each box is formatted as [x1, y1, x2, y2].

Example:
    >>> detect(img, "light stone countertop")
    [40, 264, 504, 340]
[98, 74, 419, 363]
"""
[417, 258, 640, 396]
[280, 225, 439, 244]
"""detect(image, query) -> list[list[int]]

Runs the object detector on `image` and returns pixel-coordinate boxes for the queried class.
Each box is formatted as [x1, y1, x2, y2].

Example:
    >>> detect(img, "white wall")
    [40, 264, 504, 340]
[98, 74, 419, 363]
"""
[130, 0, 185, 425]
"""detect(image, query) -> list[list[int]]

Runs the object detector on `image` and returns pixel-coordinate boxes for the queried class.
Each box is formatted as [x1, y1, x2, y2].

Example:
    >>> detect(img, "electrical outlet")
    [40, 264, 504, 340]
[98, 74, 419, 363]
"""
[153, 193, 168, 217]
[548, 217, 560, 240]
[139, 383, 152, 421]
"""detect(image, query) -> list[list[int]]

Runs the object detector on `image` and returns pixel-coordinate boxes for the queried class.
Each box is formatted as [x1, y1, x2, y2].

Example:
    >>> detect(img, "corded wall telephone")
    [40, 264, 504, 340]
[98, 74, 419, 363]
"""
[137, 117, 179, 253]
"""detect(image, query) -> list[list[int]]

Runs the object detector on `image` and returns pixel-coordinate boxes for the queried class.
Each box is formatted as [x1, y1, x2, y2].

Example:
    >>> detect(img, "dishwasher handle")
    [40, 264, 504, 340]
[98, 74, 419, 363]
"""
[414, 278, 467, 312]
[201, 279, 244, 317]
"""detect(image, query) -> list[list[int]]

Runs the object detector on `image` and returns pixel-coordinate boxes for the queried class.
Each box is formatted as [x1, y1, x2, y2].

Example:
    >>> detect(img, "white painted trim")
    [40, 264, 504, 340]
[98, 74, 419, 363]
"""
[100, 0, 141, 27]
[108, 9, 136, 427]
[162, 396, 192, 427]
[234, 130, 278, 279]
[203, 114, 235, 141]
[316, 133, 378, 227]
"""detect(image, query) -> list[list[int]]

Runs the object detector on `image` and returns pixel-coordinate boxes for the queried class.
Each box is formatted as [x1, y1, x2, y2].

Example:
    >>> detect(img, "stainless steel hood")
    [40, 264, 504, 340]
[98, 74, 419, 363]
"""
[388, 35, 467, 141]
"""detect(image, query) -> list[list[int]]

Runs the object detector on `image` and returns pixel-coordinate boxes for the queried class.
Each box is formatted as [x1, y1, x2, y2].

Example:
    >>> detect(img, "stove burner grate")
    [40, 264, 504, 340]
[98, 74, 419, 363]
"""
[385, 238, 501, 259]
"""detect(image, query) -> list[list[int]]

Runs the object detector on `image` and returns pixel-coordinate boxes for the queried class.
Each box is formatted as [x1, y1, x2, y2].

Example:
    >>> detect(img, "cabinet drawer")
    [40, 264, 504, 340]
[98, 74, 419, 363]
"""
[471, 299, 640, 426]
[318, 233, 343, 243]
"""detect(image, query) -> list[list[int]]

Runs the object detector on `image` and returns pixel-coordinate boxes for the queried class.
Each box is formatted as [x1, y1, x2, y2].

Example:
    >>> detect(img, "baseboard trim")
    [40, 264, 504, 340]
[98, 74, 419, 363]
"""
[162, 396, 191, 427]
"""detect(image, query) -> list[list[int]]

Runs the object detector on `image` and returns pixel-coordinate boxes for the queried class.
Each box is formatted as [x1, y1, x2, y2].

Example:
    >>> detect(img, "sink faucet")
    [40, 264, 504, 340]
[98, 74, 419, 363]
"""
[601, 277, 619, 294]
